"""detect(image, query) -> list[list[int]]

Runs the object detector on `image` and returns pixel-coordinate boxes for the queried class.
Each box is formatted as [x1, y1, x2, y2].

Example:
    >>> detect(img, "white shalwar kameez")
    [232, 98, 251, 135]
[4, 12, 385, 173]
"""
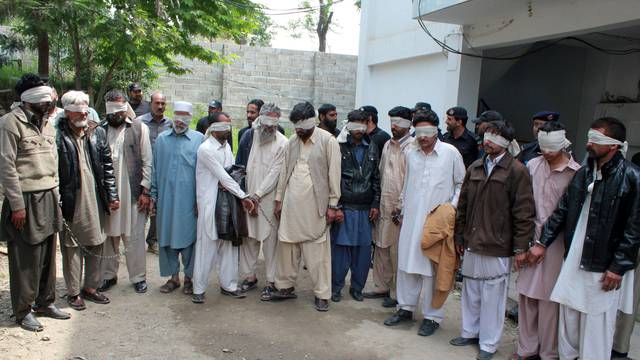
[193, 137, 247, 294]
[550, 171, 635, 360]
[396, 141, 465, 322]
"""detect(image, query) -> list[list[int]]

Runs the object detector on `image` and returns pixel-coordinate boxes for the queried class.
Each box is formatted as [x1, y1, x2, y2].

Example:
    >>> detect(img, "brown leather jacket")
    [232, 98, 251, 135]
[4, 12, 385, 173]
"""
[454, 153, 535, 257]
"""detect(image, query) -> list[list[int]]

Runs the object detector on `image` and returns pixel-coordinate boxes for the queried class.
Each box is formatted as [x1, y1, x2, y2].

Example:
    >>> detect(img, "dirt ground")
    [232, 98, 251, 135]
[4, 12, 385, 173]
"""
[0, 244, 638, 360]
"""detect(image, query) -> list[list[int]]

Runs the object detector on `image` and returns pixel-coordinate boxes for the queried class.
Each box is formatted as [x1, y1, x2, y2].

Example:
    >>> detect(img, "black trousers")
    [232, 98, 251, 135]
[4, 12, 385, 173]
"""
[7, 235, 57, 321]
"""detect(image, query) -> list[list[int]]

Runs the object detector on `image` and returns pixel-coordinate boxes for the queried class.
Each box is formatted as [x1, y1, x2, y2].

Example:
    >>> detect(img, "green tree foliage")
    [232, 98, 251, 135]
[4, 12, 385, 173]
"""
[0, 0, 269, 109]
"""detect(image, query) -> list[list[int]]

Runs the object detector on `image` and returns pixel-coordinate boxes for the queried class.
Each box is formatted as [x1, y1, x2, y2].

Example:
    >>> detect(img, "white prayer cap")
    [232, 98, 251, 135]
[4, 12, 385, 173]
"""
[173, 101, 192, 115]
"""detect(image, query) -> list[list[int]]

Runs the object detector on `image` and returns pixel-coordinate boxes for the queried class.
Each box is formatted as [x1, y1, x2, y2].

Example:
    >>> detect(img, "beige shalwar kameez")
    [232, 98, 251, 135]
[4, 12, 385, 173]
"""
[275, 129, 341, 300]
[239, 130, 287, 284]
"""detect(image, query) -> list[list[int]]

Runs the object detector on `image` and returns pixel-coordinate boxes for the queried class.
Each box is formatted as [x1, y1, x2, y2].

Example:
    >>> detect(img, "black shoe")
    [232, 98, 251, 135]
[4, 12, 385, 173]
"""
[18, 313, 43, 332]
[240, 278, 258, 292]
[134, 280, 148, 293]
[315, 297, 329, 312]
[33, 304, 71, 320]
[349, 288, 364, 301]
[220, 288, 246, 299]
[417, 319, 439, 336]
[382, 297, 398, 308]
[362, 291, 389, 299]
[450, 337, 480, 347]
[612, 350, 630, 360]
[331, 292, 342, 302]
[477, 350, 495, 360]
[98, 277, 117, 292]
[383, 309, 413, 326]
[192, 293, 205, 304]
[269, 287, 298, 301]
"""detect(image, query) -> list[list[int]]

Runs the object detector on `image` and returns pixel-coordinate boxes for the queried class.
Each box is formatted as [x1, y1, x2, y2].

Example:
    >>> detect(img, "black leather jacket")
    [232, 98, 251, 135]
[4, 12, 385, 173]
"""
[540, 152, 640, 275]
[56, 118, 118, 221]
[338, 136, 381, 210]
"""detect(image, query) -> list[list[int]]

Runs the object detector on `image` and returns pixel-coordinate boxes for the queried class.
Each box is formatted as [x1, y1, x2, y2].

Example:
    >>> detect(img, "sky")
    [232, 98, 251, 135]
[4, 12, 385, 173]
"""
[255, 0, 361, 55]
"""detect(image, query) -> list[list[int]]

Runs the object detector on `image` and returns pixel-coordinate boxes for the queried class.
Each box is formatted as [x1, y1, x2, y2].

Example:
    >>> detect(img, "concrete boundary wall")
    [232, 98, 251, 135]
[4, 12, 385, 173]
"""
[158, 42, 358, 127]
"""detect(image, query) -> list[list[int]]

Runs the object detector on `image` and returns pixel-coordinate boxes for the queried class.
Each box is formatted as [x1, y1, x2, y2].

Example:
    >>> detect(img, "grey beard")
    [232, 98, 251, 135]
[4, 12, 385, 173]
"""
[259, 128, 276, 144]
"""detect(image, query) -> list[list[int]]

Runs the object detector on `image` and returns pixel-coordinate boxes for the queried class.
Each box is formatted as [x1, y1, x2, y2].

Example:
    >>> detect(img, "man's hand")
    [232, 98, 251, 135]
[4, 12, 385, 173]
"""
[274, 201, 282, 221]
[455, 244, 465, 256]
[369, 208, 379, 222]
[109, 200, 120, 211]
[601, 271, 623, 292]
[514, 252, 528, 271]
[391, 209, 402, 226]
[241, 198, 255, 213]
[11, 209, 26, 230]
[335, 209, 345, 223]
[137, 193, 151, 213]
[326, 208, 337, 224]
[527, 244, 546, 265]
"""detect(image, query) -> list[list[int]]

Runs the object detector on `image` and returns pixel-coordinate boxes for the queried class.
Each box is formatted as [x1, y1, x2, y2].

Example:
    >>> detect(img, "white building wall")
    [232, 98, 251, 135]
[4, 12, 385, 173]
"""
[356, 0, 478, 132]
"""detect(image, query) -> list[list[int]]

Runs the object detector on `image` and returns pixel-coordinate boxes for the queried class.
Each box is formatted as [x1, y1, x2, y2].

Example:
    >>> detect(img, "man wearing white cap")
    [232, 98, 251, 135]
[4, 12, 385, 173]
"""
[529, 117, 640, 360]
[514, 121, 580, 360]
[237, 103, 288, 297]
[0, 74, 67, 331]
[267, 101, 341, 312]
[451, 120, 535, 360]
[192, 115, 255, 303]
[151, 101, 204, 295]
[99, 89, 153, 294]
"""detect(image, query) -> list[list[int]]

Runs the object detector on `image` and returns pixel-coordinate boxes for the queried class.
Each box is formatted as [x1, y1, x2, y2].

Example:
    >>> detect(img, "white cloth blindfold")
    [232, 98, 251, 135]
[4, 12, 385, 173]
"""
[390, 117, 412, 128]
[588, 129, 629, 157]
[414, 125, 438, 138]
[64, 104, 89, 113]
[173, 115, 193, 126]
[538, 130, 571, 152]
[484, 132, 511, 148]
[345, 122, 367, 132]
[20, 86, 52, 103]
[256, 115, 279, 127]
[208, 122, 231, 132]
[106, 101, 128, 114]
[293, 117, 316, 130]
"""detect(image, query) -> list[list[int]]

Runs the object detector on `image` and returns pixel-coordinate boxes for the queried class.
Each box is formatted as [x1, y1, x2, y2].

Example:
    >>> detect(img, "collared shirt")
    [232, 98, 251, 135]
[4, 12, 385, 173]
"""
[442, 128, 479, 168]
[485, 152, 506, 175]
[137, 112, 171, 148]
[347, 135, 369, 165]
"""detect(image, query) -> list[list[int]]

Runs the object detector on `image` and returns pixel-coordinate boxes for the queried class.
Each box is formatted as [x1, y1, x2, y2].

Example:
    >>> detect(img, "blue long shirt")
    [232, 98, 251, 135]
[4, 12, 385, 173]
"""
[150, 129, 204, 249]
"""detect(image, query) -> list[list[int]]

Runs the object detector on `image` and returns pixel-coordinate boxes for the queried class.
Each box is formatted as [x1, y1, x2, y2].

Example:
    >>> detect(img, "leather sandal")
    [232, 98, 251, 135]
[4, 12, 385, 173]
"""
[81, 289, 110, 304]
[159, 279, 181, 293]
[67, 295, 86, 311]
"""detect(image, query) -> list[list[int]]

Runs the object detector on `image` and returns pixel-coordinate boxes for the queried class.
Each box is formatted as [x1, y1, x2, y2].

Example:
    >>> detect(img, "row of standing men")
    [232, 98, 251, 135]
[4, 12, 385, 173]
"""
[2, 75, 640, 360]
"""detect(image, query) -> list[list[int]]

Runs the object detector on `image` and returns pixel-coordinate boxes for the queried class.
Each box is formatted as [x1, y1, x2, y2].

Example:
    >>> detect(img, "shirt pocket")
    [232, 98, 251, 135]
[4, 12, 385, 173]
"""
[18, 135, 47, 155]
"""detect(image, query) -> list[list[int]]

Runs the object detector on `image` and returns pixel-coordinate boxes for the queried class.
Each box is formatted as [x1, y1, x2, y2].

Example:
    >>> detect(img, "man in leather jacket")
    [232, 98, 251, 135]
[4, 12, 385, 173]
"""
[57, 90, 119, 311]
[331, 109, 381, 302]
[529, 117, 640, 360]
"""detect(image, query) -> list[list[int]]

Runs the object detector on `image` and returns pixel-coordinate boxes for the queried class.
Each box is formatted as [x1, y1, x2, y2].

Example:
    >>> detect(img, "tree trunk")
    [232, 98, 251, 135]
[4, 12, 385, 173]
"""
[36, 31, 49, 79]
[93, 58, 121, 111]
[70, 25, 83, 90]
[316, 1, 333, 53]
